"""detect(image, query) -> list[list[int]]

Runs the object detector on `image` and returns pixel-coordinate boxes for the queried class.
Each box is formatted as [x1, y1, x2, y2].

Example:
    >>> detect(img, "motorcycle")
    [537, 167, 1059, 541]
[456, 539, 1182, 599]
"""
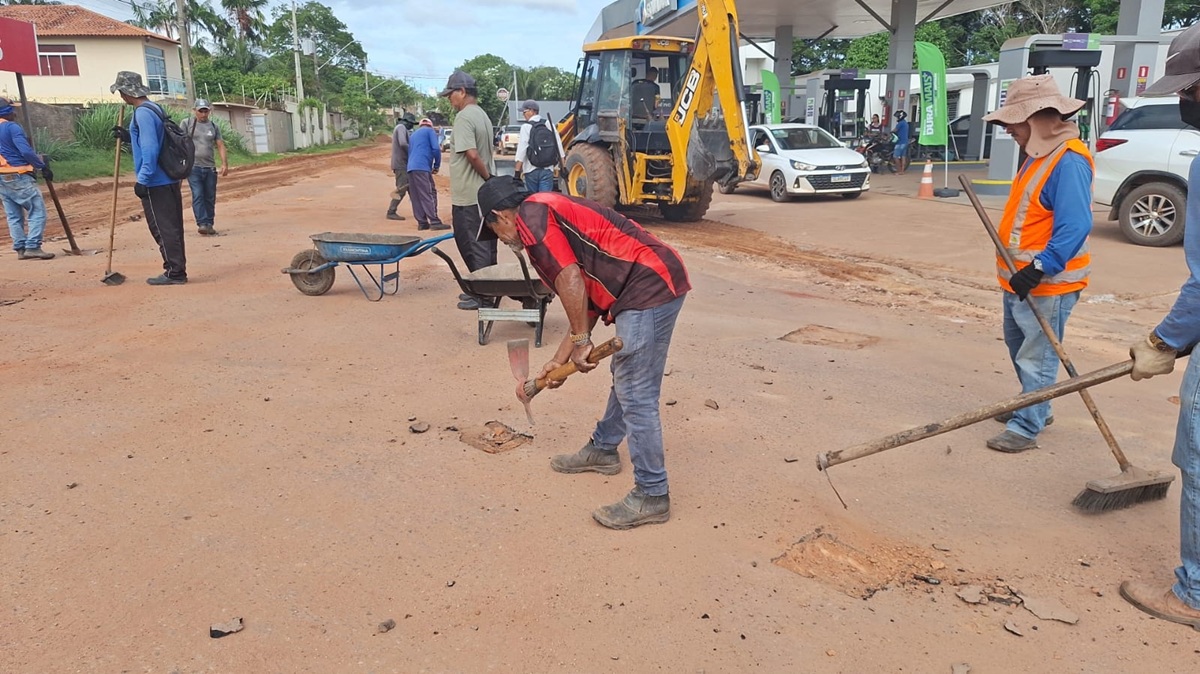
[858, 131, 896, 174]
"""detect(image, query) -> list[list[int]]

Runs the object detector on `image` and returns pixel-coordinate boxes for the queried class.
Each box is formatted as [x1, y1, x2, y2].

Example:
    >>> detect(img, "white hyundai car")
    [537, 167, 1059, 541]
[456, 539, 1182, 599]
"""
[723, 124, 870, 201]
[1094, 97, 1198, 246]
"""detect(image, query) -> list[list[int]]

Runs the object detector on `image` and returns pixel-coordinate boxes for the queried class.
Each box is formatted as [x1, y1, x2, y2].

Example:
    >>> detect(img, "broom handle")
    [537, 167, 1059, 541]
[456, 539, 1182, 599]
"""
[817, 360, 1135, 470]
[105, 107, 124, 274]
[959, 175, 1133, 471]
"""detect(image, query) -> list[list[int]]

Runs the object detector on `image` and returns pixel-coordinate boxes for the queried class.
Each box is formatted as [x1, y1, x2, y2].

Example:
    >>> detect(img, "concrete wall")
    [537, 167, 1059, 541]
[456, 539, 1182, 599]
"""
[21, 100, 80, 142]
[249, 110, 291, 154]
[0, 36, 182, 105]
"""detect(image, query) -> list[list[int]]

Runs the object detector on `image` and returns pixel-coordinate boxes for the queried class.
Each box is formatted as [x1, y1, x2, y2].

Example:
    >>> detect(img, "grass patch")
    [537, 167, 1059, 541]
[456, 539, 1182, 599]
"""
[47, 137, 370, 181]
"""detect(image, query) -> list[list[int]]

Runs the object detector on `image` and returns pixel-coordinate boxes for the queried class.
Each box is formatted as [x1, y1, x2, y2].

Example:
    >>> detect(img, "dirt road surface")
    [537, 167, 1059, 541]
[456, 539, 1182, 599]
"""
[3, 143, 1198, 672]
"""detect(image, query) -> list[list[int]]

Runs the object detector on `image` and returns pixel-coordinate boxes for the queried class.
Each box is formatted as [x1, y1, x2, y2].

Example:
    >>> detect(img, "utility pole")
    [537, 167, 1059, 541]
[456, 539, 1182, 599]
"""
[364, 58, 369, 97]
[174, 0, 195, 106]
[312, 49, 321, 96]
[290, 0, 306, 145]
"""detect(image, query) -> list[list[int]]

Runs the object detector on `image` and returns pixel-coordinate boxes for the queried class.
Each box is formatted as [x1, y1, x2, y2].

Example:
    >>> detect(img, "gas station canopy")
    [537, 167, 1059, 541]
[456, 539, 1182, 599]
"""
[597, 0, 1016, 41]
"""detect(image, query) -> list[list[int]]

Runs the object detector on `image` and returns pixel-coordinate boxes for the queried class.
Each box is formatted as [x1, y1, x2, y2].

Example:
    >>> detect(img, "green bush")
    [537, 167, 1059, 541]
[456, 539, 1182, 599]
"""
[32, 128, 83, 162]
[75, 103, 127, 152]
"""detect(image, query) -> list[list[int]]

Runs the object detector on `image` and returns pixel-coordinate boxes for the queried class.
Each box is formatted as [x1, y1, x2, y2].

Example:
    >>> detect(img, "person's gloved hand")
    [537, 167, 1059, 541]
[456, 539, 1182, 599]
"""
[41, 166, 54, 182]
[111, 126, 131, 143]
[1009, 265, 1044, 301]
[134, 183, 148, 199]
[1130, 332, 1177, 381]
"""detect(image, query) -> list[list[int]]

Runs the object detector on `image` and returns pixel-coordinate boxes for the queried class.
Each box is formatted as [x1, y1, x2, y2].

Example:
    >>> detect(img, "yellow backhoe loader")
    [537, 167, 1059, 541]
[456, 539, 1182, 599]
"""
[556, 0, 757, 221]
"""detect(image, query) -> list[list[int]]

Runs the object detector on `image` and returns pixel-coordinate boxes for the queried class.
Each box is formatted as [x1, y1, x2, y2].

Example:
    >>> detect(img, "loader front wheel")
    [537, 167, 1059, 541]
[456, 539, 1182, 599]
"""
[658, 181, 714, 222]
[564, 144, 618, 209]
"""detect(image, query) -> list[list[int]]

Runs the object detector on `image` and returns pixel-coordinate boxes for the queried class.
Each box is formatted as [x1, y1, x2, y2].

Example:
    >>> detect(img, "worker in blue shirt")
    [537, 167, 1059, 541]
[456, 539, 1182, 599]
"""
[406, 118, 448, 231]
[1121, 23, 1200, 632]
[892, 110, 910, 175]
[980, 75, 1094, 454]
[0, 97, 54, 260]
[110, 71, 187, 285]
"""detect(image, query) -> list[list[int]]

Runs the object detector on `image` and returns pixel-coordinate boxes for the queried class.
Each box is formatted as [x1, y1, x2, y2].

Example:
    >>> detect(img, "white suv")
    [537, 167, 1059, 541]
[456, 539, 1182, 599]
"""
[1094, 97, 1200, 246]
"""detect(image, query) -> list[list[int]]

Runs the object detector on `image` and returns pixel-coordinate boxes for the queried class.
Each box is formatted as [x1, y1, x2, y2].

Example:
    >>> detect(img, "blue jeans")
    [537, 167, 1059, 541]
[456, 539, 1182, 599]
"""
[523, 167, 555, 193]
[1002, 290, 1079, 438]
[590, 295, 686, 496]
[0, 173, 47, 250]
[1173, 355, 1200, 610]
[187, 166, 218, 227]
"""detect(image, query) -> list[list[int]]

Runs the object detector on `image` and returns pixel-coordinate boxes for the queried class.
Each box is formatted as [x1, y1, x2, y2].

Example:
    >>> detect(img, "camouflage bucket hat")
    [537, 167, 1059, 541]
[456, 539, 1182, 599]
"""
[110, 71, 151, 98]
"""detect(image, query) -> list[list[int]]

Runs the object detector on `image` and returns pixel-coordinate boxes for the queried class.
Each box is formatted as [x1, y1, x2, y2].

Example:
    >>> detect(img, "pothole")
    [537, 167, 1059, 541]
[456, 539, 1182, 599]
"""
[773, 527, 955, 599]
[780, 325, 879, 350]
[459, 421, 532, 454]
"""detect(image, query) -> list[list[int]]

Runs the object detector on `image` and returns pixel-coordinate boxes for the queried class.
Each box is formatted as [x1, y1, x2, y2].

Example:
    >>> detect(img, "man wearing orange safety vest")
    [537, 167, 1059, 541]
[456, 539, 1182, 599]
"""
[0, 97, 53, 260]
[981, 75, 1094, 453]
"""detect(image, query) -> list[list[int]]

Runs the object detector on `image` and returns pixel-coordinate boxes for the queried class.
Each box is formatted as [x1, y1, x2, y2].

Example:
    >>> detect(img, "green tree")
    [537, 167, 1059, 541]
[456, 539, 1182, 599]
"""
[221, 0, 268, 45]
[843, 23, 959, 70]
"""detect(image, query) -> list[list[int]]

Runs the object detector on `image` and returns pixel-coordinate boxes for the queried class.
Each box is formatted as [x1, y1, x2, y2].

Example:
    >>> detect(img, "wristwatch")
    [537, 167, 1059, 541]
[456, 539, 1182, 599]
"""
[1148, 331, 1175, 352]
[570, 332, 591, 345]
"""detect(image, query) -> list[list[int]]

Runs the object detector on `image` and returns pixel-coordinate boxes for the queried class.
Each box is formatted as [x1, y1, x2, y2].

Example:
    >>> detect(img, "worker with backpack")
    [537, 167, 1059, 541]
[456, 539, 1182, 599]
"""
[110, 71, 194, 285]
[513, 100, 565, 193]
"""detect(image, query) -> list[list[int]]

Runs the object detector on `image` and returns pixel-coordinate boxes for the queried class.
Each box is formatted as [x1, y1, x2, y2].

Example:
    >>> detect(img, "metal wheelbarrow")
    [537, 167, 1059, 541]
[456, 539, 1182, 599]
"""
[431, 247, 555, 347]
[282, 232, 453, 301]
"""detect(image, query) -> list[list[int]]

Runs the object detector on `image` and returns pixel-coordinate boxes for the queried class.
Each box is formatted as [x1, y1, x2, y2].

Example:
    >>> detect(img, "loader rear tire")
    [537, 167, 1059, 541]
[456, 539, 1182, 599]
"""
[658, 181, 714, 222]
[564, 144, 618, 209]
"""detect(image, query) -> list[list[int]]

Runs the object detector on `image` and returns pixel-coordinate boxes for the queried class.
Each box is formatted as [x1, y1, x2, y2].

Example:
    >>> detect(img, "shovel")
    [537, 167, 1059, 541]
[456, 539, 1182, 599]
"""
[102, 106, 126, 286]
[507, 337, 624, 424]
[44, 178, 100, 256]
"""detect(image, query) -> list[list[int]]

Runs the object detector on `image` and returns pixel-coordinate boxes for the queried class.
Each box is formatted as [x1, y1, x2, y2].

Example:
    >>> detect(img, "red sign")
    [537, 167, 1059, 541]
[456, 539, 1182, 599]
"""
[1138, 66, 1150, 78]
[1116, 67, 1127, 80]
[898, 89, 906, 99]
[0, 18, 39, 76]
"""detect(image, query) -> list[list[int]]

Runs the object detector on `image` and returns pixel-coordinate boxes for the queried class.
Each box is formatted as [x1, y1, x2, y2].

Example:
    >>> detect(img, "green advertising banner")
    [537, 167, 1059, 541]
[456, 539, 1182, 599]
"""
[761, 70, 781, 125]
[914, 41, 947, 146]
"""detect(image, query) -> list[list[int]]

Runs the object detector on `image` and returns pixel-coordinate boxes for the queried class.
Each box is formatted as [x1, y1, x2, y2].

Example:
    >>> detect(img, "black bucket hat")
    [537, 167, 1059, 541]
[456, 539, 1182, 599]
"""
[475, 176, 529, 241]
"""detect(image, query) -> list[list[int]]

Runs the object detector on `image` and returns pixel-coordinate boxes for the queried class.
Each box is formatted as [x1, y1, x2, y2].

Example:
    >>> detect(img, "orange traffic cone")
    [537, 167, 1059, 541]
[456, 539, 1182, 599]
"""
[917, 160, 935, 199]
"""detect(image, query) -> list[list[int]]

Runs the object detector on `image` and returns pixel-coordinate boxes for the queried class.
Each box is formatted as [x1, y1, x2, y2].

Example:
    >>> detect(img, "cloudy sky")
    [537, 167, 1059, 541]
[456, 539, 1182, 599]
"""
[316, 0, 615, 95]
[75, 0, 618, 96]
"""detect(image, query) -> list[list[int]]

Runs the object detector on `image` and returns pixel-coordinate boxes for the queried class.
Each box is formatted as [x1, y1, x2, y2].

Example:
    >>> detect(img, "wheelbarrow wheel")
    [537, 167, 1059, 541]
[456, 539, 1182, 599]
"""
[289, 250, 335, 296]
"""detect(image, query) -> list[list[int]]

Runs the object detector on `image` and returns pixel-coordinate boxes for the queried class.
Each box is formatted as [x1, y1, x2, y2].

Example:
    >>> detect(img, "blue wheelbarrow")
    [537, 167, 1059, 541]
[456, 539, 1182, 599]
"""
[282, 231, 453, 301]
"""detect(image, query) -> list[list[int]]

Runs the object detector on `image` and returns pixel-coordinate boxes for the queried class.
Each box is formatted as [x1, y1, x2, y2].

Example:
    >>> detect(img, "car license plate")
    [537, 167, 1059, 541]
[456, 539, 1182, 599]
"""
[831, 174, 851, 184]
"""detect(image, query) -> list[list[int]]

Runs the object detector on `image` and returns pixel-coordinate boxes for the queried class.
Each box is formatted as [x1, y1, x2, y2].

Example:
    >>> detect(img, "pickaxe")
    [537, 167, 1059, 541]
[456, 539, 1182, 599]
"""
[507, 337, 624, 424]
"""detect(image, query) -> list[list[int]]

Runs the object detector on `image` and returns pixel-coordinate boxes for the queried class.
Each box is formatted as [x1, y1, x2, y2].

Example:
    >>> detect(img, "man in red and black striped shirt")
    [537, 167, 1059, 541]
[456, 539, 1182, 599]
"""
[477, 177, 689, 529]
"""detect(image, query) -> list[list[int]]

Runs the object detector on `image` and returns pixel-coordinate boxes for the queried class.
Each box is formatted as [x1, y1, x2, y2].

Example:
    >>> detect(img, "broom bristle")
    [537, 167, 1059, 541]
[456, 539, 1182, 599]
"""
[1072, 481, 1173, 512]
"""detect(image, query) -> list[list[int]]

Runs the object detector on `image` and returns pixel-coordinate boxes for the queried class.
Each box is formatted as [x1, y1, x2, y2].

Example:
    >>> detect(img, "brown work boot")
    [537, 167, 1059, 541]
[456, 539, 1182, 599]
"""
[986, 430, 1038, 453]
[550, 440, 621, 475]
[1120, 581, 1200, 631]
[22, 247, 54, 260]
[592, 486, 670, 530]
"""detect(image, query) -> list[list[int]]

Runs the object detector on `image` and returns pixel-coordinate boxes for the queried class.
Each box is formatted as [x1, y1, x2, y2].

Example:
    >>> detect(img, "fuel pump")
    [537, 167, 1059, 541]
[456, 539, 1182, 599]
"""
[820, 77, 870, 141]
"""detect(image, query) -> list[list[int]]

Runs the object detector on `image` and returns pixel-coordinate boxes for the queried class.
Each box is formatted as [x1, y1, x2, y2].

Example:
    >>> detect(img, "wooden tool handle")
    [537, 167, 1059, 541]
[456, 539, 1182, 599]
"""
[534, 337, 623, 393]
[817, 360, 1135, 471]
[105, 106, 124, 274]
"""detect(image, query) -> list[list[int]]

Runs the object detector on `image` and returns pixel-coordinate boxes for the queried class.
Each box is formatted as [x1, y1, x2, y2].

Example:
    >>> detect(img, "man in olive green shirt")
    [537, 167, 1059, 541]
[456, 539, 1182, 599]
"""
[440, 69, 497, 310]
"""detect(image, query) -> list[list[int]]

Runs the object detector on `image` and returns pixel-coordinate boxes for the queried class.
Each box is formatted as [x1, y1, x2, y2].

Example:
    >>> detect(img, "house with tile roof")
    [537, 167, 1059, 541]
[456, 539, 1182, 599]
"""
[0, 5, 184, 105]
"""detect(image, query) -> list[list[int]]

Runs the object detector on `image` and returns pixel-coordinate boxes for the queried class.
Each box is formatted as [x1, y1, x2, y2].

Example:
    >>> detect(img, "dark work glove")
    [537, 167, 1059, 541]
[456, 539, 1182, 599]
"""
[41, 166, 54, 182]
[111, 126, 131, 143]
[1009, 265, 1044, 301]
[134, 183, 148, 199]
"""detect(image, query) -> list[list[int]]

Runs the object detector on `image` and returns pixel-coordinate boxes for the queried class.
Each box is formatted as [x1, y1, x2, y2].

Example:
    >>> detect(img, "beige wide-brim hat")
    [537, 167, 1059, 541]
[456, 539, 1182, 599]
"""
[983, 74, 1085, 125]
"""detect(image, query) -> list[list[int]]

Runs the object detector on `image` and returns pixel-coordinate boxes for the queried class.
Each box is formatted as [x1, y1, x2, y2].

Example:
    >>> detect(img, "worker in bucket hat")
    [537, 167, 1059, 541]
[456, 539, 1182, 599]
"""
[980, 74, 1093, 453]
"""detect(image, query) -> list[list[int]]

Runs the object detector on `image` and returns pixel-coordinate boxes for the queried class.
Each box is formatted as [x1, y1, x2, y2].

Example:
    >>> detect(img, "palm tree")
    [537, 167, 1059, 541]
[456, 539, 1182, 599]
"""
[220, 0, 268, 45]
[130, 0, 177, 39]
[130, 0, 228, 48]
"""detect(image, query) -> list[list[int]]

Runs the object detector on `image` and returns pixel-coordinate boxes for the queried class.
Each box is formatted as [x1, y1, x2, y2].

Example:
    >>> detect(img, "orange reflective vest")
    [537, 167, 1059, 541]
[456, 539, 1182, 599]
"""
[996, 139, 1092, 297]
[0, 118, 35, 175]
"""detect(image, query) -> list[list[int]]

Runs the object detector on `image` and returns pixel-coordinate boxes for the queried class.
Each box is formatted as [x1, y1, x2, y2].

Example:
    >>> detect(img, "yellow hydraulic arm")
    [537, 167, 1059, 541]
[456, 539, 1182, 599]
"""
[664, 0, 757, 202]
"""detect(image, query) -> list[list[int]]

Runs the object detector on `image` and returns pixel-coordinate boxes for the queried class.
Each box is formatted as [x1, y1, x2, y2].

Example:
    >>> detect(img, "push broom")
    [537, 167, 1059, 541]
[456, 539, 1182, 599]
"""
[958, 175, 1173, 511]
